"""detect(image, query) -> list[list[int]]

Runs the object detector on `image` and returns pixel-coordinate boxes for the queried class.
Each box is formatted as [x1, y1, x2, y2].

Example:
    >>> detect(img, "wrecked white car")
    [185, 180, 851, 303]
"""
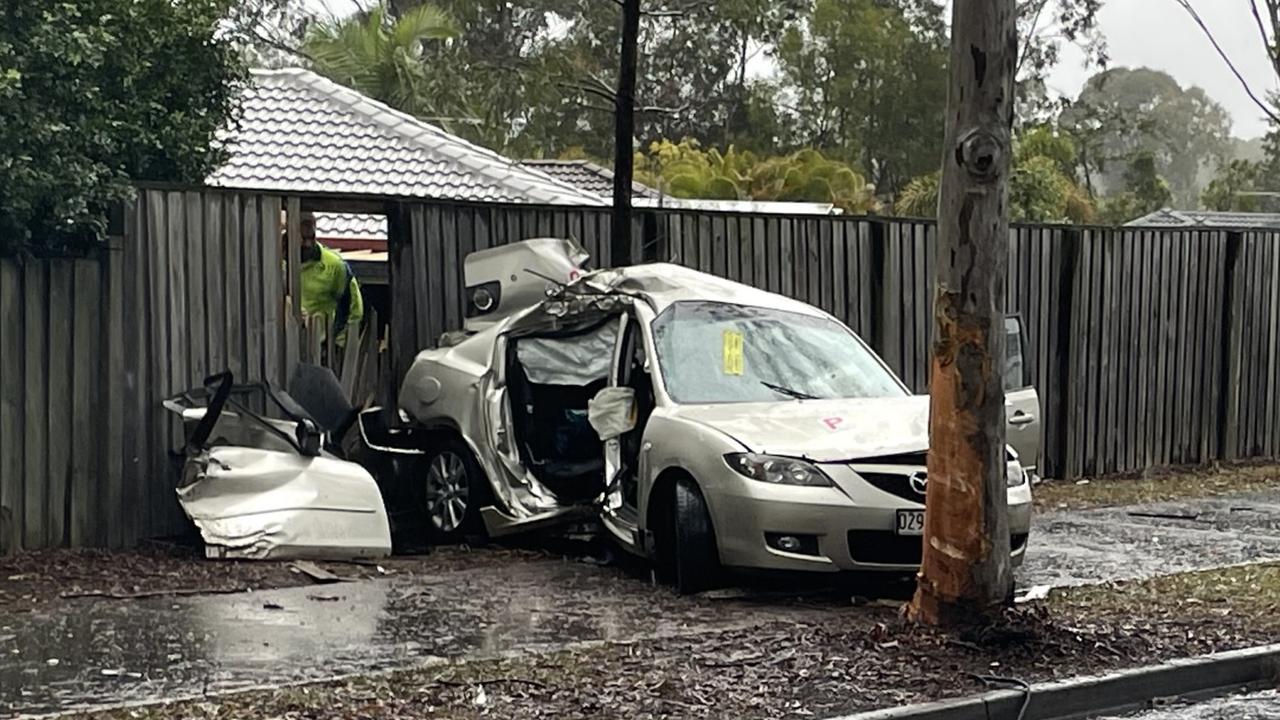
[398, 239, 1038, 593]
[165, 369, 392, 560]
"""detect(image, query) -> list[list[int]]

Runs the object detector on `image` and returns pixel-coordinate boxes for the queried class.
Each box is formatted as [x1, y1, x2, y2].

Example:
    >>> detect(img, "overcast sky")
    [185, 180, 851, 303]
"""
[306, 0, 1279, 140]
[1048, 0, 1277, 139]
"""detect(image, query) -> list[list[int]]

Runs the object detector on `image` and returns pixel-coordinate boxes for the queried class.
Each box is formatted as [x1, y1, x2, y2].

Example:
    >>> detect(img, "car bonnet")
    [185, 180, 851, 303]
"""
[668, 395, 931, 463]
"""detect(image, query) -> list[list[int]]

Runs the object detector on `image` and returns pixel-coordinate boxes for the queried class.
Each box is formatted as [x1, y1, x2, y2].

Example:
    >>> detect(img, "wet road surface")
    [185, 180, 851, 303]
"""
[1020, 491, 1280, 587]
[0, 559, 817, 718]
[5, 490, 1280, 717]
[1100, 689, 1280, 718]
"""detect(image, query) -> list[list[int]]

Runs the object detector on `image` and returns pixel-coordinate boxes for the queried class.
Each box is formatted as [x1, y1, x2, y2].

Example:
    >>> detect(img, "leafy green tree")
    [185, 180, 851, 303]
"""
[775, 0, 948, 194]
[635, 139, 879, 213]
[1015, 0, 1106, 124]
[0, 1, 247, 254]
[303, 4, 458, 120]
[1098, 151, 1173, 224]
[1060, 67, 1231, 207]
[1201, 159, 1262, 212]
[895, 126, 1094, 223]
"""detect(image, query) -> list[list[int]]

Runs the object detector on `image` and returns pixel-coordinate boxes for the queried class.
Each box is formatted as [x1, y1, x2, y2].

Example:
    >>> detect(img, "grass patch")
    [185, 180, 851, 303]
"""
[1053, 561, 1280, 634]
[1035, 462, 1280, 512]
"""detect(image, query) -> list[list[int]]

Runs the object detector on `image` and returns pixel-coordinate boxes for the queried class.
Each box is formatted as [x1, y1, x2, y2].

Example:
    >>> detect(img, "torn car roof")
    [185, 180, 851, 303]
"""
[582, 263, 831, 318]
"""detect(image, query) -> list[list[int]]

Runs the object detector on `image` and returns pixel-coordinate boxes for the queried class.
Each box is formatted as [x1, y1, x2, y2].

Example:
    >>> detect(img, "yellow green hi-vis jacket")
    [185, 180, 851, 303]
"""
[300, 243, 363, 346]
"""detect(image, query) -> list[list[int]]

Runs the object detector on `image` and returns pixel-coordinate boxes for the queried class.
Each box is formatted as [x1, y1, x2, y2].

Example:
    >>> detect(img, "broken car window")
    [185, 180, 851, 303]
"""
[1003, 316, 1029, 392]
[651, 301, 906, 404]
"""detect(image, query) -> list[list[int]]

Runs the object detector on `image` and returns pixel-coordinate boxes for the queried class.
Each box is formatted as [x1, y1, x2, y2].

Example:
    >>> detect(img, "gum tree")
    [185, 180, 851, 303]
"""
[908, 0, 1019, 625]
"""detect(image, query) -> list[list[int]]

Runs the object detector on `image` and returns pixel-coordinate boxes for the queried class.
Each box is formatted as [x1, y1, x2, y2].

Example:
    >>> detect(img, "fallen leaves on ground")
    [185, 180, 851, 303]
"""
[0, 543, 551, 613]
[1034, 461, 1280, 512]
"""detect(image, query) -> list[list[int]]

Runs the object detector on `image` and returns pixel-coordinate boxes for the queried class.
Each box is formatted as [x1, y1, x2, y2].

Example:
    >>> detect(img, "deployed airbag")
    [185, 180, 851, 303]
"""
[516, 321, 619, 386]
[588, 387, 636, 440]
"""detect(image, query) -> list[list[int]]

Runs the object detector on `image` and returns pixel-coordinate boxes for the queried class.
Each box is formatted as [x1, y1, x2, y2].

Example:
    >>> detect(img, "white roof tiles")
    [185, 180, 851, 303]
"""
[208, 68, 606, 206]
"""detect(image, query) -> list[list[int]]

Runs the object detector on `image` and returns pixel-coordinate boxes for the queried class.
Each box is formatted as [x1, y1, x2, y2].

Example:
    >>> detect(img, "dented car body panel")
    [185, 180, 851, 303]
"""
[166, 373, 392, 560]
[180, 446, 392, 560]
[398, 240, 1039, 573]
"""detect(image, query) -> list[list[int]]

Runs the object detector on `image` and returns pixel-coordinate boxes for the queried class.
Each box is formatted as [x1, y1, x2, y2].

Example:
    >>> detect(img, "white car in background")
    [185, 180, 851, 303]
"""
[397, 239, 1040, 593]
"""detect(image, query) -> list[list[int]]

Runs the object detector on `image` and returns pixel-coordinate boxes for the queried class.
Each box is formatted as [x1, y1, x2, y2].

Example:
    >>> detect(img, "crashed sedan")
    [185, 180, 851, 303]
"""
[398, 239, 1034, 593]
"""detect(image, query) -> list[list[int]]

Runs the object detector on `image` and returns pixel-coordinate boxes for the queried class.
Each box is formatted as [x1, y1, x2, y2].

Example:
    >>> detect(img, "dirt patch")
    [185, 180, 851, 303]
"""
[0, 542, 553, 613]
[1035, 462, 1280, 512]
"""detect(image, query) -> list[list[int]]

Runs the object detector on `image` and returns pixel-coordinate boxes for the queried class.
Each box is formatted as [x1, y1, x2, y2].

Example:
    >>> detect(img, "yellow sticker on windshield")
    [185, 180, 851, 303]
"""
[722, 329, 744, 376]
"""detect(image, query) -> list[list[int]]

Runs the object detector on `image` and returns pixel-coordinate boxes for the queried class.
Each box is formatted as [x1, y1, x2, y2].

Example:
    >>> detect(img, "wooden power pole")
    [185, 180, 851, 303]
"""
[908, 0, 1018, 625]
[610, 0, 641, 267]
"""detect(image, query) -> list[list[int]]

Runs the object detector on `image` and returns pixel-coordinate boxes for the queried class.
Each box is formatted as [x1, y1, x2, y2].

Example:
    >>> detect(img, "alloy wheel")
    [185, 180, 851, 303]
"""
[424, 451, 470, 533]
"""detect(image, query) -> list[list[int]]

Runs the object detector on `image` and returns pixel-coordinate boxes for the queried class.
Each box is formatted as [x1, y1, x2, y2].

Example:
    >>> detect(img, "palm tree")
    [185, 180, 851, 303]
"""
[303, 3, 458, 120]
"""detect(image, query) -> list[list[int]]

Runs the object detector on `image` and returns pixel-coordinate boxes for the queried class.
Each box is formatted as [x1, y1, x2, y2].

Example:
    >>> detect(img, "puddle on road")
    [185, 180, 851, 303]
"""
[0, 560, 812, 718]
[8, 490, 1280, 717]
[1020, 492, 1280, 588]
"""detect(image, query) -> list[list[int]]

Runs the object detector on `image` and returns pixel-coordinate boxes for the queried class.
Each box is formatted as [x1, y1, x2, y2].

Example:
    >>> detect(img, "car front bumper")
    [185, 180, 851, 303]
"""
[707, 466, 1033, 574]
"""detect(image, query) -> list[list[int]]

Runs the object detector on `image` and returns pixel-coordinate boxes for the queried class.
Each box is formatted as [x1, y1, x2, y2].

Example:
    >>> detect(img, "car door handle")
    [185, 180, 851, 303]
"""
[1010, 412, 1035, 427]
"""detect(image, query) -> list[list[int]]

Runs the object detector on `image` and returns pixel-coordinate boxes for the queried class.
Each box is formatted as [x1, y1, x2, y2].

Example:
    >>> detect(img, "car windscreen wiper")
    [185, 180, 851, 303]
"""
[760, 380, 818, 400]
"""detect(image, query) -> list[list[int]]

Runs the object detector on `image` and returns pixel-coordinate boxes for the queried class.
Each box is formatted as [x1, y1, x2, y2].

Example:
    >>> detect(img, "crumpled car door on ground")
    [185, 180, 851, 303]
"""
[166, 370, 392, 560]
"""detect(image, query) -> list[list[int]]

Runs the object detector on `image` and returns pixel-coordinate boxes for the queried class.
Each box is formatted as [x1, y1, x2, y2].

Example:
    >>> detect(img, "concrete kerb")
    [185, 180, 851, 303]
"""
[832, 643, 1280, 720]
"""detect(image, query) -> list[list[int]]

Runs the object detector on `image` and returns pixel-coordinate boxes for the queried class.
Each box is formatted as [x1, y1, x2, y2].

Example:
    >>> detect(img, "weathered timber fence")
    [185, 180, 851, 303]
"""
[4, 185, 1280, 550]
[0, 190, 292, 550]
[390, 200, 1280, 483]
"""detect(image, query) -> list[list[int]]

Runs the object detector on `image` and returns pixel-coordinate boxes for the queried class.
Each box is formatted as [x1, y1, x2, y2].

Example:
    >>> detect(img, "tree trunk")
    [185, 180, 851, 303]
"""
[611, 0, 641, 267]
[907, 0, 1018, 626]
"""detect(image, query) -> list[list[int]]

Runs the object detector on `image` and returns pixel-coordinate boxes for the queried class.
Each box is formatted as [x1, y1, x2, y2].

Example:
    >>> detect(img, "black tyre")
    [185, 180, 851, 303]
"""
[672, 476, 721, 594]
[420, 435, 490, 541]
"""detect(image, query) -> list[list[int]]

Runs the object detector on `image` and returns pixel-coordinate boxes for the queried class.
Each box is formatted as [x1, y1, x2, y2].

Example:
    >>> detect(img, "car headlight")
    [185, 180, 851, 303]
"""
[1006, 460, 1028, 488]
[725, 453, 832, 487]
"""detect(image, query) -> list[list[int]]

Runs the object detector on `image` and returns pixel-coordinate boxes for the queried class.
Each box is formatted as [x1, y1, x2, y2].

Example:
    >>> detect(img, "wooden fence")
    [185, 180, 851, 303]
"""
[5, 186, 1280, 550]
[390, 200, 1280, 482]
[0, 190, 293, 550]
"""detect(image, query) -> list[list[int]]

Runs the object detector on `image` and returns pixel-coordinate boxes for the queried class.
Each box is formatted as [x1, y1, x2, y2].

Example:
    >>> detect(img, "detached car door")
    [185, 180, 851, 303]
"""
[1004, 315, 1042, 477]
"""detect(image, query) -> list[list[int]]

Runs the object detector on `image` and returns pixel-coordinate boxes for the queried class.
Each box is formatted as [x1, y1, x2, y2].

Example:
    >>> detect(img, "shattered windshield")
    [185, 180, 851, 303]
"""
[651, 301, 907, 404]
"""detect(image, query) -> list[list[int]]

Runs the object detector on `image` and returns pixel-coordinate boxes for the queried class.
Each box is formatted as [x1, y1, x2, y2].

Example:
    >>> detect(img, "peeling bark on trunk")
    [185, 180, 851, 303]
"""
[908, 0, 1017, 626]
[610, 0, 641, 267]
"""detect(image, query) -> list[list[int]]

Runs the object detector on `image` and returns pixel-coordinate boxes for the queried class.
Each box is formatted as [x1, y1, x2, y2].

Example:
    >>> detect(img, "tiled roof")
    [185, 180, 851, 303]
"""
[518, 159, 660, 199]
[1126, 208, 1280, 229]
[208, 68, 605, 206]
[316, 212, 386, 242]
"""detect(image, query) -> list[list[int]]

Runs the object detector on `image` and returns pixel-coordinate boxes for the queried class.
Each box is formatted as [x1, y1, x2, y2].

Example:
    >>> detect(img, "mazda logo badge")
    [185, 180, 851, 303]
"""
[908, 471, 928, 496]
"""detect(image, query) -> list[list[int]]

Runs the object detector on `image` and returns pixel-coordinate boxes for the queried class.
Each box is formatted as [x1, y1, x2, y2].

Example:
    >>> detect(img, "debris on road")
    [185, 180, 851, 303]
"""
[289, 561, 345, 584]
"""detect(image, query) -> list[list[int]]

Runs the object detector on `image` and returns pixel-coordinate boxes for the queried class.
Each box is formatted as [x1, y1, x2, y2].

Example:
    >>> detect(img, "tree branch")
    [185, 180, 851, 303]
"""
[638, 103, 688, 115]
[603, 0, 685, 17]
[253, 28, 316, 64]
[1171, 0, 1280, 124]
[1250, 0, 1280, 84]
[602, 0, 714, 18]
[1016, 0, 1053, 78]
[558, 80, 616, 103]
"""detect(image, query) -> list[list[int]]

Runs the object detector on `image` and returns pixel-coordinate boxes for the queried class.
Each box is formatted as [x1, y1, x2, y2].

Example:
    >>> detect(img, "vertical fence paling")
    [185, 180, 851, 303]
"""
[12, 190, 1280, 551]
[384, 201, 1280, 484]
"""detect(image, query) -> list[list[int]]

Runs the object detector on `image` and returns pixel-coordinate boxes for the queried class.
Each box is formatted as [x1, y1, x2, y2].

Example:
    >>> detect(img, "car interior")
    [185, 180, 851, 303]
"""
[616, 317, 656, 510]
[504, 318, 617, 501]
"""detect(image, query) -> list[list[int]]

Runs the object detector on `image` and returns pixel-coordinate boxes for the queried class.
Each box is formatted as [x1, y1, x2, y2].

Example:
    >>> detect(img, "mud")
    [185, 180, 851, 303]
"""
[1020, 491, 1280, 588]
[0, 559, 820, 717]
[7, 489, 1280, 718]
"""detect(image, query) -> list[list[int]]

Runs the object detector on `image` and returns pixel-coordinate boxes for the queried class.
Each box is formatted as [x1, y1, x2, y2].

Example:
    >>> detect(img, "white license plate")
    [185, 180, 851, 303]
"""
[895, 509, 925, 536]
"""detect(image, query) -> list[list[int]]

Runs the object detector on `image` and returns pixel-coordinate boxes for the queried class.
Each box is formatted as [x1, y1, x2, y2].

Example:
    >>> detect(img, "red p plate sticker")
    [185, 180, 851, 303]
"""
[820, 417, 843, 431]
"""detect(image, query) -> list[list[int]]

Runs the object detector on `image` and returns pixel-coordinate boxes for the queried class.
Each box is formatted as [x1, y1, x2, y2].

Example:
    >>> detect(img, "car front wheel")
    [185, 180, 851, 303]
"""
[672, 476, 721, 594]
[421, 437, 489, 541]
